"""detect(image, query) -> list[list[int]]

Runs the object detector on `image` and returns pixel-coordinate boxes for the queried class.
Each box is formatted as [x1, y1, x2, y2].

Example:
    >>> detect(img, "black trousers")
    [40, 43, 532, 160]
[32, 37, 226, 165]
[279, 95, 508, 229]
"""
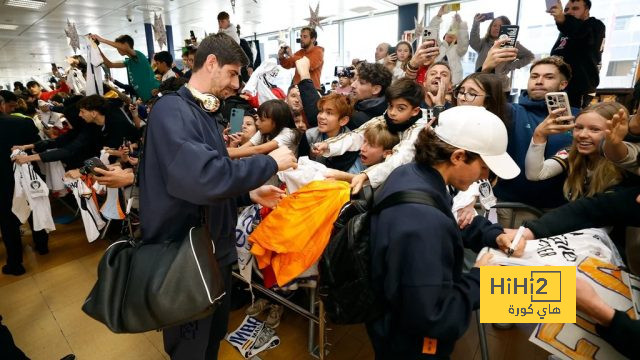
[0, 184, 49, 267]
[163, 263, 233, 360]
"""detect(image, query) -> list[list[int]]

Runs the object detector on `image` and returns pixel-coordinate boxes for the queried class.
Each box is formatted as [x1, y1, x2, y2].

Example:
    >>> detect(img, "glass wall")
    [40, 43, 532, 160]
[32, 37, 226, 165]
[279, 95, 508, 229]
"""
[425, 0, 640, 90]
[343, 13, 399, 65]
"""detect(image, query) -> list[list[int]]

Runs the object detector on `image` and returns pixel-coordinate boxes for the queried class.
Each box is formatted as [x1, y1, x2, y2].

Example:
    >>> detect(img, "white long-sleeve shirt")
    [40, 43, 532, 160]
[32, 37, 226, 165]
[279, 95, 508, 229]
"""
[322, 110, 429, 188]
[524, 139, 569, 181]
[606, 141, 640, 176]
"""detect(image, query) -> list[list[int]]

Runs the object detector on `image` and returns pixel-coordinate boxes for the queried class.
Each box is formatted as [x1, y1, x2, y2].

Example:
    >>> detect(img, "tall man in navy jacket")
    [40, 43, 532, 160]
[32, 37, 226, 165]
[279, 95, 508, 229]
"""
[139, 33, 297, 360]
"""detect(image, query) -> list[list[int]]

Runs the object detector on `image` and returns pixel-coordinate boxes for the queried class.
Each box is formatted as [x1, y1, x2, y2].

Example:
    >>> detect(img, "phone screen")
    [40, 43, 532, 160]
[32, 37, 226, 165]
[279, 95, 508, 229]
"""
[230, 108, 245, 134]
[482, 12, 494, 20]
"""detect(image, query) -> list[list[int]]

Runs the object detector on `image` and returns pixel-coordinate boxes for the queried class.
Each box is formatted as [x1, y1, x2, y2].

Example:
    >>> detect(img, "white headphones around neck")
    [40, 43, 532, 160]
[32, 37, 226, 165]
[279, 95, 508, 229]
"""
[185, 84, 221, 113]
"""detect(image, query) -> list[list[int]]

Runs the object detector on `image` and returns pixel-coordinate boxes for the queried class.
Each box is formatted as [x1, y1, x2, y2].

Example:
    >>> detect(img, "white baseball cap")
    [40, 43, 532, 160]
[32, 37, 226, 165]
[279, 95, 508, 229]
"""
[433, 106, 520, 180]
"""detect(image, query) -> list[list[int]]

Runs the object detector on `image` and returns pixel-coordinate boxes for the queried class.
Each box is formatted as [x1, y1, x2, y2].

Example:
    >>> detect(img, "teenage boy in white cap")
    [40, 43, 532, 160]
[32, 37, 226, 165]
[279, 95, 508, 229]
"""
[366, 105, 523, 359]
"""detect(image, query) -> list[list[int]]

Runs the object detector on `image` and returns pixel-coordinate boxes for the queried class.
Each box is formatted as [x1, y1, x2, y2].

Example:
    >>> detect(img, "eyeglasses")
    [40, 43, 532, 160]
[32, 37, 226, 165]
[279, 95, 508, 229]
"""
[454, 90, 487, 102]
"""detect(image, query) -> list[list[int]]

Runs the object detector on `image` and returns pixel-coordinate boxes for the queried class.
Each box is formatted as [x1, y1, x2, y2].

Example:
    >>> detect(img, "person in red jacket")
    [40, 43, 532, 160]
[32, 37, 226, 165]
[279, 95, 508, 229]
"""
[26, 80, 70, 101]
[278, 27, 324, 89]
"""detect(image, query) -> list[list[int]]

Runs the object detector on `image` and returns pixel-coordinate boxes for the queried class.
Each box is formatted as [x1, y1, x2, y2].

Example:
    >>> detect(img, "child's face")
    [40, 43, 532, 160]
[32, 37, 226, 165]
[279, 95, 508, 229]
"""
[396, 44, 411, 62]
[294, 114, 307, 132]
[317, 103, 347, 137]
[256, 116, 276, 135]
[360, 138, 389, 166]
[241, 115, 257, 141]
[387, 98, 420, 125]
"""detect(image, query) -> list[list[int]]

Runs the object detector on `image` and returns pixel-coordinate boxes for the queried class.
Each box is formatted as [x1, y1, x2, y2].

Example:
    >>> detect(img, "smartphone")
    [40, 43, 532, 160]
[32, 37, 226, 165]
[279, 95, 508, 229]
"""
[498, 25, 519, 48]
[545, 0, 558, 11]
[545, 92, 572, 122]
[230, 108, 245, 134]
[388, 46, 396, 56]
[481, 12, 494, 20]
[84, 157, 108, 176]
[422, 27, 439, 43]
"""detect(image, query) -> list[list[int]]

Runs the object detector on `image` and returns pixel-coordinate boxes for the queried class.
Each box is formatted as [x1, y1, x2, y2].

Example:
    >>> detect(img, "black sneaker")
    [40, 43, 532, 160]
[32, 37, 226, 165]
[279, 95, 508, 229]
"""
[2, 264, 26, 276]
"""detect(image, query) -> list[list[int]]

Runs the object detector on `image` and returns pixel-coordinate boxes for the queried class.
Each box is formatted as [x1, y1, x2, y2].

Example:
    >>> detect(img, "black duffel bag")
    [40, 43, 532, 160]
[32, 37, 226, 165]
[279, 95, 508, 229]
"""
[82, 217, 225, 333]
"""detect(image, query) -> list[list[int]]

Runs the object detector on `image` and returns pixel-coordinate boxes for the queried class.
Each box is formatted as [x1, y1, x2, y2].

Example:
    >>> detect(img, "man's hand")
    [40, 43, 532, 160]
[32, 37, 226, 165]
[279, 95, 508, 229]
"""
[93, 166, 134, 188]
[409, 41, 440, 69]
[437, 4, 446, 17]
[532, 108, 575, 144]
[295, 56, 311, 80]
[268, 146, 297, 171]
[474, 252, 494, 267]
[11, 144, 33, 152]
[481, 38, 518, 72]
[496, 228, 532, 257]
[425, 78, 447, 107]
[456, 201, 477, 229]
[548, 0, 566, 24]
[311, 142, 329, 157]
[249, 185, 286, 209]
[13, 154, 35, 165]
[65, 169, 82, 179]
[89, 34, 104, 44]
[350, 173, 369, 194]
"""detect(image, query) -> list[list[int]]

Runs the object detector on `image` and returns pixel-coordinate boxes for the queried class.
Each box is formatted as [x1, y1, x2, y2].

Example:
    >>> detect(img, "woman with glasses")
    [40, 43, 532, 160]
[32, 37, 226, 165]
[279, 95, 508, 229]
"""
[453, 73, 508, 126]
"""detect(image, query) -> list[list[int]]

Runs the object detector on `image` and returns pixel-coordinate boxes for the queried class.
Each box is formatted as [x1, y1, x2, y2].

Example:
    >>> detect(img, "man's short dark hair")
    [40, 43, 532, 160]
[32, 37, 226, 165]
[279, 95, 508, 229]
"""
[531, 56, 573, 81]
[356, 62, 393, 97]
[153, 51, 173, 66]
[159, 77, 188, 94]
[77, 95, 107, 115]
[193, 33, 249, 72]
[385, 78, 425, 108]
[571, 0, 592, 9]
[26, 81, 40, 89]
[301, 27, 317, 40]
[217, 11, 230, 21]
[0, 90, 18, 103]
[13, 81, 24, 89]
[431, 61, 452, 73]
[115, 35, 134, 48]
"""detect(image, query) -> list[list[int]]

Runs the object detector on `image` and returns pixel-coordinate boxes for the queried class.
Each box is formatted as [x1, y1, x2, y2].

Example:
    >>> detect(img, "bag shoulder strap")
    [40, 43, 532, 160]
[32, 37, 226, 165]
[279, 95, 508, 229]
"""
[372, 190, 448, 217]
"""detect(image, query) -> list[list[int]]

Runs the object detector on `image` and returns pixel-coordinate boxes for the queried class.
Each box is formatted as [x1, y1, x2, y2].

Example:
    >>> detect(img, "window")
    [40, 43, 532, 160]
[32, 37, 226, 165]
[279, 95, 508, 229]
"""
[615, 15, 632, 31]
[606, 60, 635, 76]
[343, 13, 398, 64]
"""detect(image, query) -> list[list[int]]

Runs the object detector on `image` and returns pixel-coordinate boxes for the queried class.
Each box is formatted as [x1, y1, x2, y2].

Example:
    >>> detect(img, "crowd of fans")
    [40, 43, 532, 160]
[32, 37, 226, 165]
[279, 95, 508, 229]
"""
[1, 1, 639, 359]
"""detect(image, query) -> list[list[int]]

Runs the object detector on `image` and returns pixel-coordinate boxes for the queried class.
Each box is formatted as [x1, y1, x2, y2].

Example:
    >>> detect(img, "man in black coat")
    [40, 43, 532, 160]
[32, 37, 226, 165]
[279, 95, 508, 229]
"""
[549, 0, 605, 108]
[0, 95, 47, 275]
[140, 33, 297, 360]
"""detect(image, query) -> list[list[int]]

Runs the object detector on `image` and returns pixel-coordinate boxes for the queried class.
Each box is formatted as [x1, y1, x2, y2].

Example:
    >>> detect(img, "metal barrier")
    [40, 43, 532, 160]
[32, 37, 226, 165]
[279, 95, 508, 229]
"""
[231, 272, 326, 359]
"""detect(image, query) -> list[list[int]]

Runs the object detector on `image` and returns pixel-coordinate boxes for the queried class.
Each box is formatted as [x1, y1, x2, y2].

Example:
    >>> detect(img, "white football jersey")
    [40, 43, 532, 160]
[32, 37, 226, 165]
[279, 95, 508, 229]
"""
[11, 150, 55, 232]
[64, 177, 106, 242]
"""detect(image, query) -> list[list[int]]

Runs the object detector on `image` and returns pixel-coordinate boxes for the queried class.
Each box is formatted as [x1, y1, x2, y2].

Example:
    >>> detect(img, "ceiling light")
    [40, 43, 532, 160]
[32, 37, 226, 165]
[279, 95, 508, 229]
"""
[4, 0, 46, 9]
[0, 24, 19, 30]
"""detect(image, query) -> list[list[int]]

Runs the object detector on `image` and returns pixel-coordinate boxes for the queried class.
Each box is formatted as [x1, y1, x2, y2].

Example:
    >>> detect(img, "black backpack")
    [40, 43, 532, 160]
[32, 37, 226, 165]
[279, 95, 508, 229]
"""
[318, 187, 448, 324]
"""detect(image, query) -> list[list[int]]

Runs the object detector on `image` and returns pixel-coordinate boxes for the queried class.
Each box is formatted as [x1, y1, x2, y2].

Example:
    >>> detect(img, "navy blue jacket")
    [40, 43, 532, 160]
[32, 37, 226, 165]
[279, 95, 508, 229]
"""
[140, 86, 278, 266]
[493, 94, 575, 208]
[368, 163, 503, 358]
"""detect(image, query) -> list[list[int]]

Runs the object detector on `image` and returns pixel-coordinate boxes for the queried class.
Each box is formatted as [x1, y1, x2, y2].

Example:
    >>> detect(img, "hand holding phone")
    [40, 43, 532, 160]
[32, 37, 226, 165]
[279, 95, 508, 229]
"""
[545, 92, 573, 121]
[84, 157, 109, 176]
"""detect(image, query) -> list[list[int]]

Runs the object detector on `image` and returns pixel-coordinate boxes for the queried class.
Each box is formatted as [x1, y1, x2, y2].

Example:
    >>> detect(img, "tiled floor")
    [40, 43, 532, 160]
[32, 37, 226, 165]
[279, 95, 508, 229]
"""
[0, 213, 550, 360]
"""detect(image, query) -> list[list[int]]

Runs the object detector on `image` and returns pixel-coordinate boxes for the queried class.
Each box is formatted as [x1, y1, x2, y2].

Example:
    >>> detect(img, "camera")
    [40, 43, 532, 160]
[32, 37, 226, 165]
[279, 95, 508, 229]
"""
[335, 66, 355, 78]
[126, 8, 133, 22]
